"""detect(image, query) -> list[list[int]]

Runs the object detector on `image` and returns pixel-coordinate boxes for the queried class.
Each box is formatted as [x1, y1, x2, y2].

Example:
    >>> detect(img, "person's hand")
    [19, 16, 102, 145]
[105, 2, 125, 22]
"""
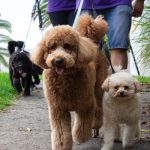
[132, 0, 144, 17]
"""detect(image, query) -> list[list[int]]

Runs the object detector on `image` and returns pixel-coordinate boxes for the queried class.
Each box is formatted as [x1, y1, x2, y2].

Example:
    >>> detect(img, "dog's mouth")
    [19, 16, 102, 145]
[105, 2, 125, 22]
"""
[113, 91, 127, 97]
[55, 67, 65, 75]
[114, 93, 128, 98]
[116, 95, 127, 98]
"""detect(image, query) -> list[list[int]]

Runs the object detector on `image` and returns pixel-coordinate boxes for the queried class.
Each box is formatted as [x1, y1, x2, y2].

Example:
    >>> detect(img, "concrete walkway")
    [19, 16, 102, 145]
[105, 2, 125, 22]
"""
[0, 85, 150, 150]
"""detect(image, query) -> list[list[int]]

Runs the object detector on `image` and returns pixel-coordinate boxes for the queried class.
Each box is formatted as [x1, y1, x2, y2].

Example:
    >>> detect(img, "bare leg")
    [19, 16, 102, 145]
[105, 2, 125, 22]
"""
[72, 109, 94, 143]
[101, 123, 115, 150]
[111, 48, 128, 69]
[49, 108, 72, 150]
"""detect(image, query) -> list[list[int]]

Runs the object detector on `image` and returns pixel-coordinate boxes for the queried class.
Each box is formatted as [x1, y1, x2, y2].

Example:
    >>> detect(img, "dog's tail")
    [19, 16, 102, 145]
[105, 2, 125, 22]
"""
[8, 40, 25, 54]
[76, 13, 108, 44]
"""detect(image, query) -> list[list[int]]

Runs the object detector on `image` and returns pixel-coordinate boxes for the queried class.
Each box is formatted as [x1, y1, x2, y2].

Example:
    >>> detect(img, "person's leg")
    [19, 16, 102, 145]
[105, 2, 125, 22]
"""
[103, 6, 132, 69]
[81, 9, 97, 18]
[48, 11, 72, 26]
[68, 10, 76, 26]
[111, 49, 128, 69]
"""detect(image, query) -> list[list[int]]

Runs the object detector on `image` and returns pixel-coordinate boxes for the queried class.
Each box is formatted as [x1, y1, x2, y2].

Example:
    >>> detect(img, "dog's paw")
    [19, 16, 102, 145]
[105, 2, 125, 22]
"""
[92, 129, 99, 138]
[114, 139, 121, 143]
[34, 79, 40, 85]
[122, 142, 133, 149]
[23, 92, 30, 97]
[101, 145, 111, 150]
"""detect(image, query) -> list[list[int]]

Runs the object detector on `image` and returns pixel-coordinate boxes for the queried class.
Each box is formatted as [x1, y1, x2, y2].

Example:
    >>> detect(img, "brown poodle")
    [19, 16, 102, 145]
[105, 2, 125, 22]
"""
[31, 14, 108, 150]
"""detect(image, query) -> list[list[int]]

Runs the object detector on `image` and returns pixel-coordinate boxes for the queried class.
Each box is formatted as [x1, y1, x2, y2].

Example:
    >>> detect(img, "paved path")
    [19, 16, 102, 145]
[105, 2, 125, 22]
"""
[0, 85, 150, 150]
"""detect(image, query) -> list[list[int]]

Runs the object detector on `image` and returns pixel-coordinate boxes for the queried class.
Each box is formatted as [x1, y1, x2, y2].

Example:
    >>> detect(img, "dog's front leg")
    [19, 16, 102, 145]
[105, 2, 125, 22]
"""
[13, 77, 22, 93]
[93, 87, 104, 138]
[101, 122, 115, 150]
[72, 109, 94, 143]
[23, 75, 31, 96]
[49, 108, 72, 150]
[92, 105, 102, 138]
[32, 74, 40, 85]
[114, 124, 121, 142]
[122, 123, 138, 148]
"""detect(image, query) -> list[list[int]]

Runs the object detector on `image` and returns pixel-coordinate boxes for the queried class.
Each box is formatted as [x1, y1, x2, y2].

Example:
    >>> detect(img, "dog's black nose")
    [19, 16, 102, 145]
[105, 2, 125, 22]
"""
[120, 91, 124, 96]
[54, 58, 64, 66]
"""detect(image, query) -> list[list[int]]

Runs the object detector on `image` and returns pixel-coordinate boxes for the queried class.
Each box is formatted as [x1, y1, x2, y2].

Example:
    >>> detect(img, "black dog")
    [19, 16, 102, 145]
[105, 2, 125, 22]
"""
[8, 40, 43, 96]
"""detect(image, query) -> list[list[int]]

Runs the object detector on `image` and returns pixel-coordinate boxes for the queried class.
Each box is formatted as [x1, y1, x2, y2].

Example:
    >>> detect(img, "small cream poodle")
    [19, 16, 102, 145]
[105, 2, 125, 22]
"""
[31, 14, 108, 150]
[101, 70, 141, 150]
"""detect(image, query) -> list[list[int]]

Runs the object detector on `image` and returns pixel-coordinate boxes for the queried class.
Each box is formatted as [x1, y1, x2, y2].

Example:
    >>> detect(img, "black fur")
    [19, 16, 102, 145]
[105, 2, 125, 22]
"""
[8, 40, 43, 96]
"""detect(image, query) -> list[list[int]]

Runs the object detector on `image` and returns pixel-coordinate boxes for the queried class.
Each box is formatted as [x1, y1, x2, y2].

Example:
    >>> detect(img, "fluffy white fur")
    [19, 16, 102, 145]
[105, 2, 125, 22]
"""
[101, 70, 141, 150]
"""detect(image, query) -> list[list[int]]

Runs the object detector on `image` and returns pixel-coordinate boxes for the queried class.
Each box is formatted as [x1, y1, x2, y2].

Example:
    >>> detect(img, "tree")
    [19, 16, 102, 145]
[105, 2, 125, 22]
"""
[33, 0, 50, 30]
[0, 19, 12, 67]
[131, 0, 150, 72]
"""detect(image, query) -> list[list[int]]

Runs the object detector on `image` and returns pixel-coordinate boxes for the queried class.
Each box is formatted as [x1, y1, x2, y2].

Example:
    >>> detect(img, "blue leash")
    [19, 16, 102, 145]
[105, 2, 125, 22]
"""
[72, 0, 84, 29]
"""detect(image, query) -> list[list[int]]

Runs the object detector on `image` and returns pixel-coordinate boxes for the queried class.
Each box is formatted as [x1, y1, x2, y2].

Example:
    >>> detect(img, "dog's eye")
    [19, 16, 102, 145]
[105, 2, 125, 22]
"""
[63, 43, 72, 50]
[114, 86, 119, 90]
[124, 86, 129, 90]
[48, 43, 56, 50]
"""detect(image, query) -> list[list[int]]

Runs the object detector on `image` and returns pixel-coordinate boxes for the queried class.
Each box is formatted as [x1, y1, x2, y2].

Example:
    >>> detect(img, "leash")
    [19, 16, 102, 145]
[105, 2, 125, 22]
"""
[72, 0, 84, 29]
[129, 40, 140, 76]
[22, 0, 43, 51]
[22, 18, 33, 52]
[100, 40, 115, 73]
[89, 0, 115, 73]
[73, 0, 115, 73]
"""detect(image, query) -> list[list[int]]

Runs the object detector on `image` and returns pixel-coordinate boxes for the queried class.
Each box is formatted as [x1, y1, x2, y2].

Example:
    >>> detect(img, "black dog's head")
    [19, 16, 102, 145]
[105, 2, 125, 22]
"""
[11, 51, 32, 77]
[8, 40, 25, 55]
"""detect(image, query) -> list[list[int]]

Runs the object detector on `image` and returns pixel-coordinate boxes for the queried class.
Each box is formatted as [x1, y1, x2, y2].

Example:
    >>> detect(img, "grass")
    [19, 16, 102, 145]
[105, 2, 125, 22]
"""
[134, 76, 150, 83]
[0, 72, 149, 110]
[0, 72, 17, 110]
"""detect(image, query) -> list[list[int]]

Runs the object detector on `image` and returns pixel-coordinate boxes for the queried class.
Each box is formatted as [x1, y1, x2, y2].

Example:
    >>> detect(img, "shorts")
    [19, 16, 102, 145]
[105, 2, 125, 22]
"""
[82, 5, 132, 50]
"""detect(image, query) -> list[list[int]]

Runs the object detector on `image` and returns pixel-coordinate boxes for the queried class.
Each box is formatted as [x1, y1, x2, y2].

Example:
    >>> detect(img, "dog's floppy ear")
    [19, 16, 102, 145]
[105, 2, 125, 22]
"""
[77, 37, 97, 66]
[31, 39, 48, 69]
[102, 77, 110, 91]
[134, 81, 141, 93]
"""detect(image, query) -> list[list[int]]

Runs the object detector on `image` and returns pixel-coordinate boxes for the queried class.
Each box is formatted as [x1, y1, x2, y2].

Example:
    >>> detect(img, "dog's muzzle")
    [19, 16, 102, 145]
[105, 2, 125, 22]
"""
[54, 58, 64, 66]
[53, 58, 65, 75]
[114, 91, 127, 98]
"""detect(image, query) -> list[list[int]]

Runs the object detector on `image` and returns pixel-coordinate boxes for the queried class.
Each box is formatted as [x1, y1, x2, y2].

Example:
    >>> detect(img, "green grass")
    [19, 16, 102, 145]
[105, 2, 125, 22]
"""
[134, 76, 150, 83]
[0, 72, 17, 110]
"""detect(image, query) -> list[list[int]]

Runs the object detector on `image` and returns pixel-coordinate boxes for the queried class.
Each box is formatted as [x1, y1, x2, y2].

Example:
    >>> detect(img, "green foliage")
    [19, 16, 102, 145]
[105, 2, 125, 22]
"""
[40, 0, 51, 28]
[134, 76, 150, 83]
[0, 19, 12, 67]
[33, 0, 51, 30]
[133, 1, 150, 69]
[0, 73, 17, 110]
[0, 19, 12, 33]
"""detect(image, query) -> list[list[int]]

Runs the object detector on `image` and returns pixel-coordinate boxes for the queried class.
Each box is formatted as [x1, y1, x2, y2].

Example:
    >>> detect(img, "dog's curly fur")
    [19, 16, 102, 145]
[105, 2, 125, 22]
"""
[101, 70, 141, 150]
[8, 40, 43, 96]
[31, 14, 108, 150]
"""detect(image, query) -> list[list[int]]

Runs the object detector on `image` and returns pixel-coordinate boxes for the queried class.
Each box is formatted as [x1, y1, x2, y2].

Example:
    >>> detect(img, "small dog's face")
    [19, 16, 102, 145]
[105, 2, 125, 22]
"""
[102, 71, 141, 99]
[12, 52, 31, 77]
[32, 25, 96, 75]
